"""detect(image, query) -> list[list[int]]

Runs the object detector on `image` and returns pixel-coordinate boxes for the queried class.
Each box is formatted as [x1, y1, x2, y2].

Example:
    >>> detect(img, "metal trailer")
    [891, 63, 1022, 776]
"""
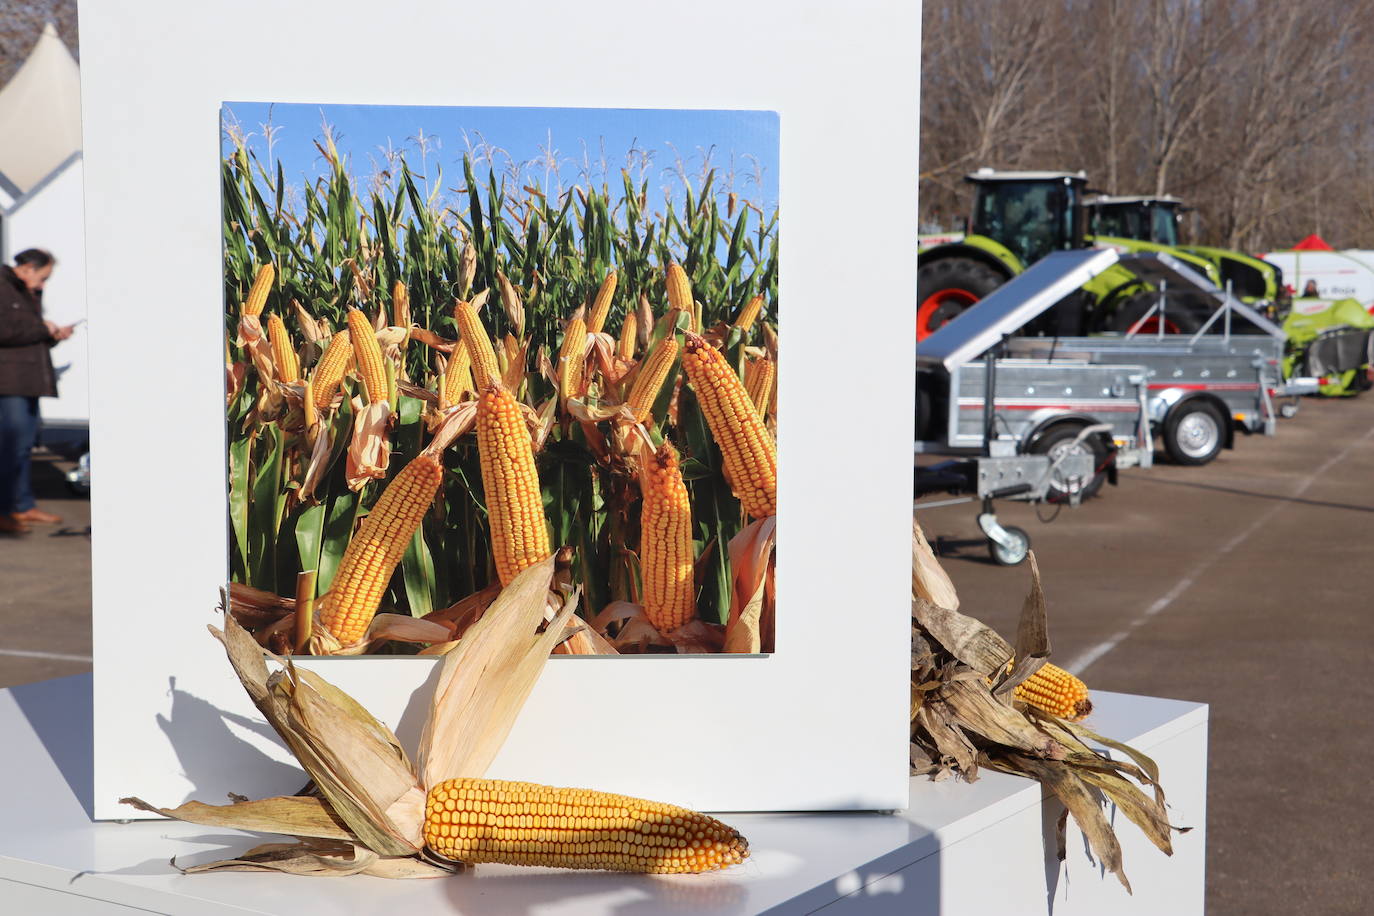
[1003, 252, 1319, 464]
[916, 250, 1153, 565]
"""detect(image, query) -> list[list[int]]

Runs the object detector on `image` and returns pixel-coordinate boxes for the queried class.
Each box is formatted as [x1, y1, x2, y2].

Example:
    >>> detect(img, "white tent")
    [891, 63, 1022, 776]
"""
[0, 22, 88, 442]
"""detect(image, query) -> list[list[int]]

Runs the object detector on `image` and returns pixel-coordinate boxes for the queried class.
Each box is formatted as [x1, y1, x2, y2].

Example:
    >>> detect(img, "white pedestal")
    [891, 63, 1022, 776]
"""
[0, 675, 1206, 914]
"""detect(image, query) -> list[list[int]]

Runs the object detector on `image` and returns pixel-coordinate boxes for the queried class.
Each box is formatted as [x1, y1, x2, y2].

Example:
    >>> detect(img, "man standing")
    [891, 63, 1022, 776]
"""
[0, 249, 74, 534]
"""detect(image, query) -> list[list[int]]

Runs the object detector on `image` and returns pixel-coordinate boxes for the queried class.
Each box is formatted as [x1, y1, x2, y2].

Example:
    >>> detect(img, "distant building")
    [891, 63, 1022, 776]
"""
[0, 22, 87, 448]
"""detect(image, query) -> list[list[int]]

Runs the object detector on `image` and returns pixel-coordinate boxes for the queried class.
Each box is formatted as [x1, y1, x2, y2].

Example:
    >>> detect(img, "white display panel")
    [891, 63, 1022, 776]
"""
[83, 0, 919, 818]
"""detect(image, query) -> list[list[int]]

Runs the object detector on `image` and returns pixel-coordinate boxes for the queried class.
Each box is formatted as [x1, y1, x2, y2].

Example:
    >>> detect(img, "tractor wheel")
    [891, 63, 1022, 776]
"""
[1162, 400, 1225, 466]
[917, 257, 1006, 340]
[1102, 291, 1203, 335]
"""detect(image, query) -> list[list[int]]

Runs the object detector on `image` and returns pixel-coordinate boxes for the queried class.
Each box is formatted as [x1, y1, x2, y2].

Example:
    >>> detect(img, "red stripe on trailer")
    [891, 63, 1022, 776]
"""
[1146, 382, 1258, 391]
[956, 402, 1139, 412]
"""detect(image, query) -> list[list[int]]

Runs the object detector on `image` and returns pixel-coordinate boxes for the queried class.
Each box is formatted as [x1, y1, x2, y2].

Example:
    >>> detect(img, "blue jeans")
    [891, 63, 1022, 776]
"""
[0, 395, 39, 514]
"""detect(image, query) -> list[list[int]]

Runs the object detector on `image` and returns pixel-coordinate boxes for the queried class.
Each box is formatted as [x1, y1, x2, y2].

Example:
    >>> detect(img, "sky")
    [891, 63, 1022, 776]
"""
[221, 102, 779, 216]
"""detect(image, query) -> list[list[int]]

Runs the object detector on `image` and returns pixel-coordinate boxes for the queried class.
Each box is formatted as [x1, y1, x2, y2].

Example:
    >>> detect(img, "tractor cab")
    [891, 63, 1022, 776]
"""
[966, 169, 1088, 269]
[1086, 195, 1185, 247]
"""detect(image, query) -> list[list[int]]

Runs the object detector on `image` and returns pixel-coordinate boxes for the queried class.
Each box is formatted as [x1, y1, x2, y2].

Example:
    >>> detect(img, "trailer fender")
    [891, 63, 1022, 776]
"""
[1151, 390, 1235, 449]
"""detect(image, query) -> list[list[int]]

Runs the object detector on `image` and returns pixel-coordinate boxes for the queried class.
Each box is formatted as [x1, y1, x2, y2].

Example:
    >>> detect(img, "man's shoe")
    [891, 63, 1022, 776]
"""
[13, 508, 61, 525]
[0, 514, 30, 535]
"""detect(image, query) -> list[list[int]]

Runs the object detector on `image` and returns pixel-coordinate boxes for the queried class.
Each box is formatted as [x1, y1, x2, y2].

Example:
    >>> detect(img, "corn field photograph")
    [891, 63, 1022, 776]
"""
[221, 102, 779, 658]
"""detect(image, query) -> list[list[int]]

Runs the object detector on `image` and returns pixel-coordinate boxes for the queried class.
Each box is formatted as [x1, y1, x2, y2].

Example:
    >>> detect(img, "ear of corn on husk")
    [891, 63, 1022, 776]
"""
[123, 562, 748, 877]
[909, 518, 1183, 894]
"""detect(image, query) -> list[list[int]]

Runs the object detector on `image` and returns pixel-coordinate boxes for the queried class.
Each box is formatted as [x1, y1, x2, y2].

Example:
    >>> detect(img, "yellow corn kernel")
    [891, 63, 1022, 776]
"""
[666, 263, 693, 314]
[744, 356, 775, 418]
[441, 343, 474, 407]
[681, 334, 776, 519]
[454, 300, 502, 390]
[267, 313, 299, 384]
[242, 263, 274, 318]
[624, 335, 678, 424]
[733, 294, 764, 333]
[476, 384, 552, 586]
[346, 309, 388, 404]
[316, 454, 444, 646]
[312, 329, 352, 410]
[1014, 663, 1092, 720]
[423, 778, 749, 874]
[617, 312, 638, 361]
[640, 443, 695, 632]
[586, 269, 619, 335]
[558, 317, 588, 399]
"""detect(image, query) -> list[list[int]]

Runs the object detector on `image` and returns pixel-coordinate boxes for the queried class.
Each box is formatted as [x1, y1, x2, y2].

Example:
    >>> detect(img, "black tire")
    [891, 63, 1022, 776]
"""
[915, 385, 933, 441]
[917, 256, 1007, 339]
[1028, 425, 1108, 502]
[988, 525, 1030, 566]
[1162, 400, 1225, 465]
[1101, 291, 1203, 335]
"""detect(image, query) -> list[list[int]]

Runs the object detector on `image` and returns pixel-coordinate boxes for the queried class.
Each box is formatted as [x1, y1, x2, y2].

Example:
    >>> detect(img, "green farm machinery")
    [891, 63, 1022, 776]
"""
[917, 170, 1231, 341]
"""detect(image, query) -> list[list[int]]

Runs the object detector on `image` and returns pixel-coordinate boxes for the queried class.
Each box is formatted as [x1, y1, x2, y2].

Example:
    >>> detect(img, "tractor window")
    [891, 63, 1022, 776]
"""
[1094, 205, 1147, 241]
[971, 181, 1071, 267]
[1152, 206, 1179, 246]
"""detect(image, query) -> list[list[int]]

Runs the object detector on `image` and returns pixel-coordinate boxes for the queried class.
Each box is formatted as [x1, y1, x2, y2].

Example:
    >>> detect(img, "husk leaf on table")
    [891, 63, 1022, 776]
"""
[122, 555, 569, 878]
[910, 518, 1184, 893]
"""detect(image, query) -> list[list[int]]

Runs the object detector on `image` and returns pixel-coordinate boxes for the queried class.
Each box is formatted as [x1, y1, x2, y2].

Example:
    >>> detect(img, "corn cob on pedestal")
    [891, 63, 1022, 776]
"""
[1, 674, 1206, 913]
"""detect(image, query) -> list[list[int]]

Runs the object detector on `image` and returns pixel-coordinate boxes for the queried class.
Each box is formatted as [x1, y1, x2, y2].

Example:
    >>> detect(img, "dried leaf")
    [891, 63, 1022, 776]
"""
[723, 517, 776, 654]
[911, 597, 1013, 676]
[120, 795, 356, 842]
[912, 518, 960, 610]
[420, 558, 574, 787]
[364, 614, 453, 645]
[1006, 754, 1130, 893]
[345, 399, 392, 490]
[179, 838, 378, 877]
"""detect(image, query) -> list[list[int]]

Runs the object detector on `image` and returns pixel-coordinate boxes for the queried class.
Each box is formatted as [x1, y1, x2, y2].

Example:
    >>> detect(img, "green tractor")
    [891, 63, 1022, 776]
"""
[917, 170, 1225, 341]
[1084, 194, 1286, 316]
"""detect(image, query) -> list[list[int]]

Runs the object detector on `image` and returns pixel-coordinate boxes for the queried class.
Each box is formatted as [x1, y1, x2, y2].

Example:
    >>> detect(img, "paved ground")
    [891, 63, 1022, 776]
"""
[918, 393, 1374, 915]
[0, 452, 91, 688]
[5, 394, 1371, 912]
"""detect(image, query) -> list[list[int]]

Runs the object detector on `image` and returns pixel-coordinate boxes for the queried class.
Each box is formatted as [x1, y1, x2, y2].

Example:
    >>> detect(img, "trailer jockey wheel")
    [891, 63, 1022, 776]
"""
[1163, 400, 1225, 465]
[1279, 400, 1300, 420]
[987, 525, 1030, 566]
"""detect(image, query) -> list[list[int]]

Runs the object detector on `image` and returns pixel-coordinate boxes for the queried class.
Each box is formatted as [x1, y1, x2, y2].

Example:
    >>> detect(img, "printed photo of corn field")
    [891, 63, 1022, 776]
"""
[222, 103, 778, 657]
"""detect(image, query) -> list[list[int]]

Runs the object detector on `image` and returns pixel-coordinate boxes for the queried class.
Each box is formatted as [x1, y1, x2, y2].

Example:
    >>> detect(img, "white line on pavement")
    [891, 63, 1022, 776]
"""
[1064, 422, 1374, 675]
[0, 648, 92, 663]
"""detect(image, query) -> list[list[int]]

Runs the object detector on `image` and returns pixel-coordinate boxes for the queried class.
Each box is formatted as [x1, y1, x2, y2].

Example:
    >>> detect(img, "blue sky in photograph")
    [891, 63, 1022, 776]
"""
[221, 102, 779, 215]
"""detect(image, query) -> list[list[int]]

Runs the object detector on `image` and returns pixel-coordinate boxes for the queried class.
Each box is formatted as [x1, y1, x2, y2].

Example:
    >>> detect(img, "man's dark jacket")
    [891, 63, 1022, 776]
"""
[0, 265, 57, 398]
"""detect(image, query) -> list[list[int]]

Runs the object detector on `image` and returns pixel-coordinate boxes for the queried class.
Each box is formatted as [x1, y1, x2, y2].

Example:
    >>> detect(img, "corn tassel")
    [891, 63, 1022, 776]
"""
[242, 263, 274, 318]
[312, 329, 352, 410]
[267, 314, 299, 384]
[347, 309, 388, 404]
[733, 294, 764, 333]
[744, 357, 775, 418]
[586, 269, 618, 335]
[1014, 663, 1092, 720]
[423, 778, 749, 874]
[454, 300, 502, 389]
[476, 384, 551, 585]
[681, 334, 776, 519]
[640, 443, 695, 632]
[625, 335, 678, 423]
[316, 454, 444, 646]
[617, 312, 638, 361]
[558, 317, 587, 399]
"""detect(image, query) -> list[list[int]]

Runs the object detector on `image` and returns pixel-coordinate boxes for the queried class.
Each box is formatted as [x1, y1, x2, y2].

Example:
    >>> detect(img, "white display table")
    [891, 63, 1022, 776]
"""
[0, 675, 1206, 914]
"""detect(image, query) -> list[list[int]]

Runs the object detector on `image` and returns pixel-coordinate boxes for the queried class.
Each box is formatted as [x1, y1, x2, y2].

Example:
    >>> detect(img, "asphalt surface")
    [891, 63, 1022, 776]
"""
[918, 393, 1374, 915]
[0, 452, 91, 689]
[3, 395, 1371, 912]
